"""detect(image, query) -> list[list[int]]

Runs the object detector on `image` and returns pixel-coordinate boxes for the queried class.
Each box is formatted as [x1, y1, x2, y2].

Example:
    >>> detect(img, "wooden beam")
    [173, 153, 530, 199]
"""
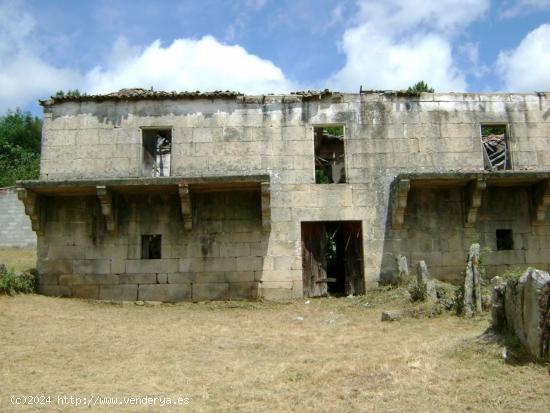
[178, 183, 192, 231]
[391, 179, 410, 230]
[532, 179, 550, 224]
[261, 182, 271, 231]
[96, 185, 116, 233]
[464, 178, 486, 227]
[16, 188, 43, 235]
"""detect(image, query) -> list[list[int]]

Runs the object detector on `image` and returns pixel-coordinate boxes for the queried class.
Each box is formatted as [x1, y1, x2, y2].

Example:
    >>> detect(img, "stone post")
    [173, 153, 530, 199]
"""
[416, 260, 437, 301]
[491, 276, 506, 331]
[396, 254, 409, 284]
[464, 243, 481, 318]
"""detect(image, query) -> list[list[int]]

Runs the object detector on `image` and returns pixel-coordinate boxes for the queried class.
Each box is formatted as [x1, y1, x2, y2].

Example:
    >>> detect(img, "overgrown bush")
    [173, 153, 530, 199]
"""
[408, 282, 425, 302]
[0, 266, 36, 295]
[434, 281, 458, 311]
[501, 267, 526, 284]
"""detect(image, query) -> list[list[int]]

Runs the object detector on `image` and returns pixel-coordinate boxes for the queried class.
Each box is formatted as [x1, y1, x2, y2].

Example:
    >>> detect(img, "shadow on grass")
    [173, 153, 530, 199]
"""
[478, 327, 546, 367]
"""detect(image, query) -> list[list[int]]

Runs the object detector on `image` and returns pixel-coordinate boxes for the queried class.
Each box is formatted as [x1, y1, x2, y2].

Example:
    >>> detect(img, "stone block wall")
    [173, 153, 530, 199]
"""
[0, 187, 36, 247]
[37, 191, 267, 301]
[41, 93, 550, 183]
[31, 92, 550, 300]
[387, 186, 550, 283]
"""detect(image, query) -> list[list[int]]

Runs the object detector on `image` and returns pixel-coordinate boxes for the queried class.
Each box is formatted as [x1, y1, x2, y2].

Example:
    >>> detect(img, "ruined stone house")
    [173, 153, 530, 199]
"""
[17, 88, 550, 301]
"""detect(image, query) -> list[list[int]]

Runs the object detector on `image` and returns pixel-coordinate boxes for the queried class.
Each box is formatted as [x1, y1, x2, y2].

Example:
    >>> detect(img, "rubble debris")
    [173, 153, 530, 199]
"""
[381, 310, 402, 322]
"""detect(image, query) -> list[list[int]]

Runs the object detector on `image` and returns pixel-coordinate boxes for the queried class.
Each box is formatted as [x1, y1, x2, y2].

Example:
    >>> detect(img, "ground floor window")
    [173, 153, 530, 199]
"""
[141, 234, 162, 259]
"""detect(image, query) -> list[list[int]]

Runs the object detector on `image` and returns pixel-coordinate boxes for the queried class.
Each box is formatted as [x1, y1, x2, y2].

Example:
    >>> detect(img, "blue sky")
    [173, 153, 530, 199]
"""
[1, 0, 550, 114]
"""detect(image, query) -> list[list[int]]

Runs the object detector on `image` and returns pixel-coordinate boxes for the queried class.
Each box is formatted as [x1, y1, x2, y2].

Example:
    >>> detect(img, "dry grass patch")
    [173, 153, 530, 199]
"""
[0, 292, 548, 412]
[0, 247, 36, 272]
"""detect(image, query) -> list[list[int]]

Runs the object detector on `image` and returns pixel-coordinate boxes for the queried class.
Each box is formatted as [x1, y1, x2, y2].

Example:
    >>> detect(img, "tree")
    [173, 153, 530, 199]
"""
[0, 108, 42, 187]
[54, 89, 83, 98]
[406, 81, 434, 94]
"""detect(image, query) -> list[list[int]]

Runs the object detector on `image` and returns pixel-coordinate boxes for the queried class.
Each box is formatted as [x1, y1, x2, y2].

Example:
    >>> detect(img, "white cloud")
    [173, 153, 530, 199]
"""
[84, 36, 295, 95]
[326, 0, 490, 92]
[458, 42, 490, 79]
[0, 0, 296, 112]
[500, 0, 550, 18]
[0, 0, 80, 112]
[246, 0, 267, 10]
[497, 24, 550, 91]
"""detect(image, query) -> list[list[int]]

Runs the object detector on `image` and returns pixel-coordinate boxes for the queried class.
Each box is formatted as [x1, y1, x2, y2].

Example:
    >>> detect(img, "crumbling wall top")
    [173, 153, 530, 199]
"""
[39, 88, 341, 106]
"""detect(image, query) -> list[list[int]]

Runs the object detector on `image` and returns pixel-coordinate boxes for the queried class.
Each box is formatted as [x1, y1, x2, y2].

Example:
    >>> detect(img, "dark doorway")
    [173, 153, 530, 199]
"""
[301, 221, 365, 297]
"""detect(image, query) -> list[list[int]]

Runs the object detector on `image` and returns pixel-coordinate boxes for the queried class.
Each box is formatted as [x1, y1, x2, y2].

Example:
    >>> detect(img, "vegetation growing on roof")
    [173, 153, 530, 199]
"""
[407, 81, 435, 94]
[54, 89, 85, 98]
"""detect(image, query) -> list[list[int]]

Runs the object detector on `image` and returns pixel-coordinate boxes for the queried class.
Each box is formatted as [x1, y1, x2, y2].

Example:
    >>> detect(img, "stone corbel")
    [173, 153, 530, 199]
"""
[178, 183, 192, 231]
[391, 179, 410, 230]
[261, 182, 271, 231]
[96, 185, 116, 233]
[464, 178, 486, 227]
[532, 179, 550, 224]
[17, 188, 43, 235]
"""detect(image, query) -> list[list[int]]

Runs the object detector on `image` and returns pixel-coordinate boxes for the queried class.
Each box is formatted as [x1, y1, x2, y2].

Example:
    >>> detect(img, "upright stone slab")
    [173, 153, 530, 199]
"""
[491, 276, 506, 331]
[416, 260, 437, 302]
[463, 243, 482, 318]
[520, 269, 550, 360]
[495, 268, 550, 361]
[396, 255, 409, 284]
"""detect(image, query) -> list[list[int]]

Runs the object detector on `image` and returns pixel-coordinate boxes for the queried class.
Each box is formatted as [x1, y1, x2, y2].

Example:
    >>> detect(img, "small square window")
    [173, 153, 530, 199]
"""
[314, 126, 346, 183]
[141, 234, 162, 259]
[496, 229, 513, 251]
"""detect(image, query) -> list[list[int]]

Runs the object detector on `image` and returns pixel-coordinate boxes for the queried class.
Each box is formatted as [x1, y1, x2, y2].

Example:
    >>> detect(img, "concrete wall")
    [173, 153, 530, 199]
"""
[33, 92, 550, 300]
[0, 187, 36, 248]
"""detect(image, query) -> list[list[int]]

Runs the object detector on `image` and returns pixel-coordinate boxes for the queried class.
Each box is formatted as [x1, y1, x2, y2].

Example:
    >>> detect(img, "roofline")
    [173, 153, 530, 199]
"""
[39, 88, 550, 107]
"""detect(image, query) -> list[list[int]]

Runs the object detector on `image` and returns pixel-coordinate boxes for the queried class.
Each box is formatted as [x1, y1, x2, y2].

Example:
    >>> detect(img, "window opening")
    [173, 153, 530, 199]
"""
[314, 126, 346, 183]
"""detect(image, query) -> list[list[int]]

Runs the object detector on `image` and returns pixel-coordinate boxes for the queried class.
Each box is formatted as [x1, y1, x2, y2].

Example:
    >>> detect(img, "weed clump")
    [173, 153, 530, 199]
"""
[0, 265, 36, 295]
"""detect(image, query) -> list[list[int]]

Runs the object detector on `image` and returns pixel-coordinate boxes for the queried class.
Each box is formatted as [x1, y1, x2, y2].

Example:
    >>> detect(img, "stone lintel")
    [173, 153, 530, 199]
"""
[391, 179, 410, 230]
[464, 178, 486, 227]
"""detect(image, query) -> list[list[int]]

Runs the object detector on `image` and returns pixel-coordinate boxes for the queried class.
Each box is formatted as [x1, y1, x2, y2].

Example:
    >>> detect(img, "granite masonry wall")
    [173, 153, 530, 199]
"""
[0, 187, 36, 248]
[30, 92, 550, 300]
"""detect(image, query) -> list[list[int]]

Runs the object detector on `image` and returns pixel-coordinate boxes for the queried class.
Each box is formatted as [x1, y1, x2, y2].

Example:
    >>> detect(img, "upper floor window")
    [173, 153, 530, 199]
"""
[142, 128, 172, 177]
[481, 125, 509, 171]
[314, 126, 346, 184]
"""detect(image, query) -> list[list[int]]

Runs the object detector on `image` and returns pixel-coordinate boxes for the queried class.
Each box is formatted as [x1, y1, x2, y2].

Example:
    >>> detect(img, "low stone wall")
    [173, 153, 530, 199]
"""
[492, 268, 550, 361]
[0, 187, 36, 248]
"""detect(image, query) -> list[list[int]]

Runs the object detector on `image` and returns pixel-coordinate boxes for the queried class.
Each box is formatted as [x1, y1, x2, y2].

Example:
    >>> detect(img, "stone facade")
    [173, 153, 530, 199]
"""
[0, 187, 36, 247]
[18, 89, 550, 301]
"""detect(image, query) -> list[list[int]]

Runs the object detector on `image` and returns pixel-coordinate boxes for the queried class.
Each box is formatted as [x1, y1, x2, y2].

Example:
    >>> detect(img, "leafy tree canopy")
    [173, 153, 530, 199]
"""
[406, 81, 434, 94]
[0, 108, 41, 187]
